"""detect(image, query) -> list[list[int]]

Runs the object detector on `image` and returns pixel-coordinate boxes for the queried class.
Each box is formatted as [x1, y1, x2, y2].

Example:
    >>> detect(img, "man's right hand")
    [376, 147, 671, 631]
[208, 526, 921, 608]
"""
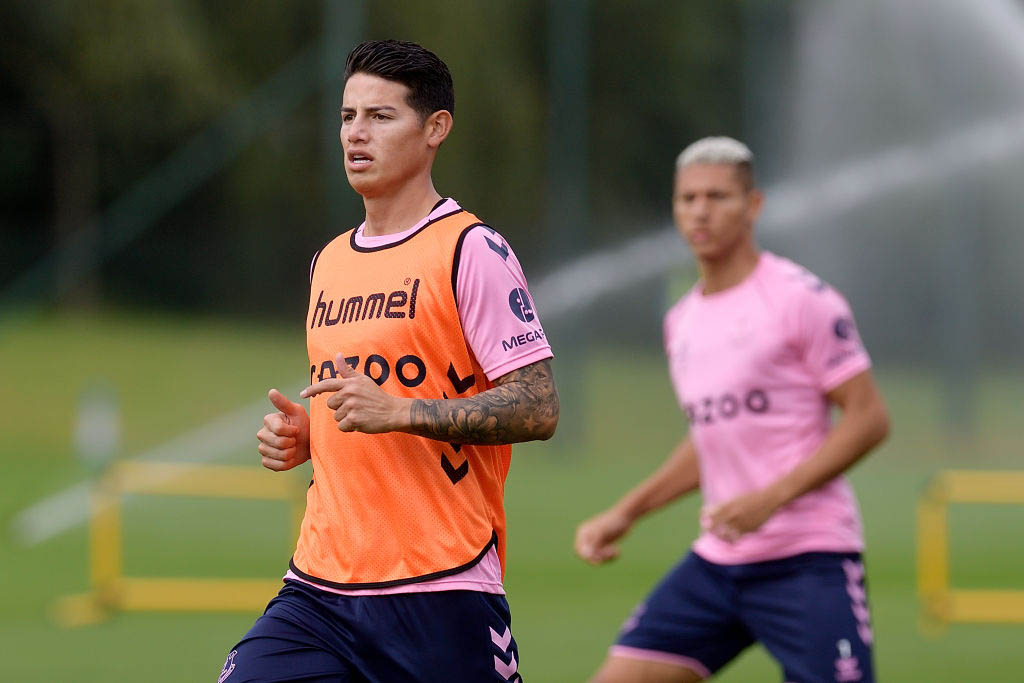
[574, 509, 632, 565]
[257, 389, 311, 472]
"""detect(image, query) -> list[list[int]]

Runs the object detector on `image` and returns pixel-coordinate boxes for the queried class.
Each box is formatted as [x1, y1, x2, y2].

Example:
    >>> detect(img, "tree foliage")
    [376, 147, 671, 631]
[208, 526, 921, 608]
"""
[1, 0, 742, 316]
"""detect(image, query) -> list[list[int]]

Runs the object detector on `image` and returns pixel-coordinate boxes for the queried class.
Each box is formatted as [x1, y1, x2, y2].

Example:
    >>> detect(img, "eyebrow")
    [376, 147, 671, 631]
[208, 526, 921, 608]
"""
[340, 105, 399, 114]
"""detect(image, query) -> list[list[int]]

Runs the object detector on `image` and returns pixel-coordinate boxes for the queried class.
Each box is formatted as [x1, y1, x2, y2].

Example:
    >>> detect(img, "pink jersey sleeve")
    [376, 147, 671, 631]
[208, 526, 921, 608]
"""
[455, 226, 553, 381]
[796, 285, 872, 392]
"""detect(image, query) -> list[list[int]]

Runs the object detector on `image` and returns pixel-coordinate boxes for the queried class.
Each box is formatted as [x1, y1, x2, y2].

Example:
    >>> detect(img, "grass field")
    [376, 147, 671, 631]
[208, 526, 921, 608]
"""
[2, 310, 1024, 681]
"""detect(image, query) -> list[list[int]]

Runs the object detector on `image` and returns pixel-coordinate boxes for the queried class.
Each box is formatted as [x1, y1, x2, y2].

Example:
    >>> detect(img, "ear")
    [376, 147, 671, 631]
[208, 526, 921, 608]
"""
[424, 110, 453, 149]
[746, 188, 765, 223]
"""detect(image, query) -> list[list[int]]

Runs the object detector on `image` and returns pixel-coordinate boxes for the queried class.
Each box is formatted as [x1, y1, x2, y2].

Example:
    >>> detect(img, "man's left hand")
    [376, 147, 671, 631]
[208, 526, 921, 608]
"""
[301, 353, 410, 433]
[706, 488, 783, 543]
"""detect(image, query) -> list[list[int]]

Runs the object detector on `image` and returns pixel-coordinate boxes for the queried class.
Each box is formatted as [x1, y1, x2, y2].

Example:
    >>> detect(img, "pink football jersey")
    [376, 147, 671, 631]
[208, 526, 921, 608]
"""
[664, 252, 872, 564]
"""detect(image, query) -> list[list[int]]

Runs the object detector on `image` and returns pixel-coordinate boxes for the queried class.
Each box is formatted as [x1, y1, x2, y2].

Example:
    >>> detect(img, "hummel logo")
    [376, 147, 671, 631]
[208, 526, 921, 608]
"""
[490, 625, 518, 680]
[485, 235, 509, 261]
[490, 626, 512, 650]
[447, 363, 476, 394]
[441, 453, 468, 484]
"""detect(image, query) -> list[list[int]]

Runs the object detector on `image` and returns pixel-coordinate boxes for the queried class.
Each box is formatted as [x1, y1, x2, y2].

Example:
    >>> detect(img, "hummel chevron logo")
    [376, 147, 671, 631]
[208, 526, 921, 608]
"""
[441, 453, 468, 484]
[490, 625, 518, 680]
[484, 235, 509, 261]
[494, 653, 518, 680]
[447, 363, 475, 394]
[490, 626, 512, 650]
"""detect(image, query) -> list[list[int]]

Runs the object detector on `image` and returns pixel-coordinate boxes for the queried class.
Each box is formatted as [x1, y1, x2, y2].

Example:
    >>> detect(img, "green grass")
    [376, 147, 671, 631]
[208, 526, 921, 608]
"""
[2, 310, 1024, 681]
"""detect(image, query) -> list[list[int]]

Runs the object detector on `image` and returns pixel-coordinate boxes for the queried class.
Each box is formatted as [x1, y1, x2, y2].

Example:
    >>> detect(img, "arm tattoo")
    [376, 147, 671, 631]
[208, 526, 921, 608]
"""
[409, 359, 559, 445]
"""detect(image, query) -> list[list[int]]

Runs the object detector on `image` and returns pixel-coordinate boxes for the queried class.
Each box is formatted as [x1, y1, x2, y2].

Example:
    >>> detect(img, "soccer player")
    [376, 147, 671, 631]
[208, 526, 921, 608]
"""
[574, 137, 890, 683]
[220, 40, 557, 683]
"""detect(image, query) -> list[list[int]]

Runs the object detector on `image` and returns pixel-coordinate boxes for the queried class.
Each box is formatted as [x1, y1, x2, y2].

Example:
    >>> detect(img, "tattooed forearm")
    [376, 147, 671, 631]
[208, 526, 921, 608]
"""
[408, 359, 559, 445]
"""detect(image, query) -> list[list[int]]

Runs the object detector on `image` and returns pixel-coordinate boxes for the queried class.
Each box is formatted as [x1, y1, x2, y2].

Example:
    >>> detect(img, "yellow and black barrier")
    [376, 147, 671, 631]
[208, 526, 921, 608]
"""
[917, 469, 1024, 628]
[55, 462, 304, 627]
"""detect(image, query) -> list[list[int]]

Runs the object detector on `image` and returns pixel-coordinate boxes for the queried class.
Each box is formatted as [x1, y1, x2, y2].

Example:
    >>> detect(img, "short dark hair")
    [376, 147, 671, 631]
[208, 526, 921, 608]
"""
[344, 40, 455, 120]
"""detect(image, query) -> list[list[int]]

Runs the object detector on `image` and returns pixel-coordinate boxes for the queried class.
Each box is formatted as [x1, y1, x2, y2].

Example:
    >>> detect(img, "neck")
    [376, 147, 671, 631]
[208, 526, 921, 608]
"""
[698, 240, 761, 295]
[361, 176, 442, 237]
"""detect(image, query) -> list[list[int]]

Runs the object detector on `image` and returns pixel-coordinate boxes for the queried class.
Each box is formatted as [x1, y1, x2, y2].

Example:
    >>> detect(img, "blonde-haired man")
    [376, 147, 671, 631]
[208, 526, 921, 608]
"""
[576, 137, 889, 683]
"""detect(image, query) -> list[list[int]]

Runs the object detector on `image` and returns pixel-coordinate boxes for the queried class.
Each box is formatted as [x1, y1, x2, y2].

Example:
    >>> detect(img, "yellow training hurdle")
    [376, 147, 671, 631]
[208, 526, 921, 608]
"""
[55, 462, 305, 627]
[917, 469, 1024, 627]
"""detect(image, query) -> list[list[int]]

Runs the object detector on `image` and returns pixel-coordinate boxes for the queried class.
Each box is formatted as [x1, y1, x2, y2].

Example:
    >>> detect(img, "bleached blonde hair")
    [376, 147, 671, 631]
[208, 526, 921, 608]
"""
[675, 136, 755, 189]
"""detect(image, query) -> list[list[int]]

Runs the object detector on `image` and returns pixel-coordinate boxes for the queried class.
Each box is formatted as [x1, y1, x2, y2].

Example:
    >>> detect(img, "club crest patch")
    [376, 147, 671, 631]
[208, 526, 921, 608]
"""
[218, 650, 237, 682]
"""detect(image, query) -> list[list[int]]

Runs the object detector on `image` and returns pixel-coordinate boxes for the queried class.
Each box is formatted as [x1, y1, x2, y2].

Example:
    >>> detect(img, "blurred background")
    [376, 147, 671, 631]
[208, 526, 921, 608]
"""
[3, 0, 1023, 680]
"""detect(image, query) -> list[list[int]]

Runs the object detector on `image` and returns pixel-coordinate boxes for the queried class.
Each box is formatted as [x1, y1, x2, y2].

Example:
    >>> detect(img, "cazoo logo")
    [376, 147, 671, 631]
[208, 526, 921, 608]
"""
[310, 353, 477, 395]
[684, 389, 770, 425]
[311, 353, 427, 387]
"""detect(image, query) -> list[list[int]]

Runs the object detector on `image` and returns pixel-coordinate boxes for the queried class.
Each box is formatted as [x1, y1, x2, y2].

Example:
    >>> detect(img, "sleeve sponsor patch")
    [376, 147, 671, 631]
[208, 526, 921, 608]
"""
[500, 328, 547, 352]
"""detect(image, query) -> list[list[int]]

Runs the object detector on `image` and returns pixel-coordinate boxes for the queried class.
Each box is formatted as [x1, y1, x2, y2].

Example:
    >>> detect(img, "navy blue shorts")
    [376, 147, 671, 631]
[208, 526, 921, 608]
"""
[614, 551, 874, 682]
[218, 580, 522, 683]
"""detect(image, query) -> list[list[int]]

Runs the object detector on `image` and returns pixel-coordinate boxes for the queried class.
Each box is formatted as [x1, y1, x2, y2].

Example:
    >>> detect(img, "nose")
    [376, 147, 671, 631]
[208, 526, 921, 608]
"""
[690, 196, 711, 220]
[345, 114, 369, 144]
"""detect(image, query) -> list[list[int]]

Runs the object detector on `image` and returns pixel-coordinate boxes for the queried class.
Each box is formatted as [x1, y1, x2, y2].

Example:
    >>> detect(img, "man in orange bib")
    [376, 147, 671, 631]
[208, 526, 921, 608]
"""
[220, 40, 558, 683]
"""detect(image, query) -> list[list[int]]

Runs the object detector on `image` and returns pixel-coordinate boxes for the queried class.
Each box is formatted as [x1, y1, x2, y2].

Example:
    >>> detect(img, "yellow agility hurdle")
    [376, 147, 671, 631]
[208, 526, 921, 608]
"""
[917, 469, 1024, 627]
[55, 462, 305, 627]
